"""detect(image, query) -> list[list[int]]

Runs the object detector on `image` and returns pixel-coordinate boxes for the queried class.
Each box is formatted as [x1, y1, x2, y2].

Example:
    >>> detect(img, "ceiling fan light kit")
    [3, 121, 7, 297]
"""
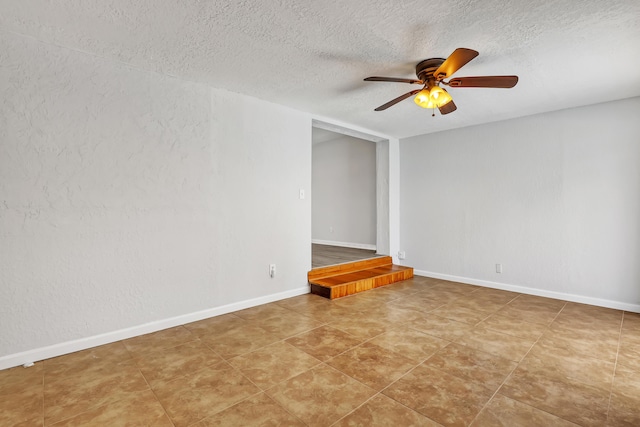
[364, 48, 519, 116]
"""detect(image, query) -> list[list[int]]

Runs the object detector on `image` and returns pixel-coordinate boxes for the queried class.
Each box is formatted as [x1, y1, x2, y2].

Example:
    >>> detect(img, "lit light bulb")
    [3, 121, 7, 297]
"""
[429, 86, 452, 107]
[414, 89, 435, 109]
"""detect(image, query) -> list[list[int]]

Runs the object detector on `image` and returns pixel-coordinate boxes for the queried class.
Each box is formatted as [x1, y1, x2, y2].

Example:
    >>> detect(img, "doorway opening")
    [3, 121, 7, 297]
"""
[311, 120, 390, 269]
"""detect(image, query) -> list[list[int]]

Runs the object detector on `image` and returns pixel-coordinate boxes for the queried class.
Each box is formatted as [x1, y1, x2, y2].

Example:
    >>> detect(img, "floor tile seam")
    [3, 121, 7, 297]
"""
[466, 362, 529, 425]
[527, 344, 620, 371]
[467, 319, 549, 426]
[605, 312, 625, 423]
[492, 313, 613, 422]
[374, 342, 458, 397]
[233, 357, 325, 392]
[141, 375, 176, 427]
[196, 338, 249, 363]
[122, 335, 202, 359]
[149, 358, 238, 392]
[43, 386, 151, 427]
[488, 392, 584, 427]
[183, 387, 267, 427]
[253, 392, 310, 427]
[42, 362, 152, 425]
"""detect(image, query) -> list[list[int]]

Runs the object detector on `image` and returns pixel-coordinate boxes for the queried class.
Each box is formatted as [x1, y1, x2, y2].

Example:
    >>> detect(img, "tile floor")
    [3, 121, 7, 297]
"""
[2, 276, 640, 426]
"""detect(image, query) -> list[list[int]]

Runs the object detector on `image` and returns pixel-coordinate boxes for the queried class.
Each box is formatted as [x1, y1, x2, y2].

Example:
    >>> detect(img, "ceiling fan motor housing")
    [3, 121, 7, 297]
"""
[416, 58, 446, 83]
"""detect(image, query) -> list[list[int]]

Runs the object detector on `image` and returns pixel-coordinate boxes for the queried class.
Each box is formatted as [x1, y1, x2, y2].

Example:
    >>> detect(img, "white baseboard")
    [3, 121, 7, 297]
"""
[312, 239, 376, 251]
[0, 285, 310, 371]
[414, 270, 640, 313]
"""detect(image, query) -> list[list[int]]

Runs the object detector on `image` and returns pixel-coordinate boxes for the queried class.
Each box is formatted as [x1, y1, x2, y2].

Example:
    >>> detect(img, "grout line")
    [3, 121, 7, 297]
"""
[466, 301, 566, 426]
[606, 311, 625, 423]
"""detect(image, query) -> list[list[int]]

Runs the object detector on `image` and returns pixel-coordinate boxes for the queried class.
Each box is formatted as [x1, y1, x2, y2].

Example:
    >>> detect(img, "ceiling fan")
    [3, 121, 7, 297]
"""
[364, 48, 518, 115]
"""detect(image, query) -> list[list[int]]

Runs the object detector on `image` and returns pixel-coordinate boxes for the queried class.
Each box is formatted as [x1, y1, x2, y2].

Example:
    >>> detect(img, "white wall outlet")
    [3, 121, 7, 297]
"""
[496, 263, 503, 273]
[398, 251, 406, 260]
[269, 264, 276, 278]
[299, 189, 305, 199]
[329, 226, 333, 233]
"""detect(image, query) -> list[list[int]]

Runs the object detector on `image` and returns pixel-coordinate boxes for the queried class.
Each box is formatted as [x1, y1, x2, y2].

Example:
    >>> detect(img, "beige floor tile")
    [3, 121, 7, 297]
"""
[44, 342, 135, 383]
[266, 364, 375, 427]
[497, 305, 560, 326]
[467, 288, 520, 305]
[408, 276, 442, 286]
[331, 295, 388, 312]
[48, 389, 172, 426]
[500, 364, 610, 427]
[476, 313, 548, 340]
[453, 326, 536, 362]
[509, 294, 567, 312]
[432, 281, 479, 295]
[251, 311, 324, 339]
[424, 343, 517, 391]
[523, 344, 615, 392]
[122, 326, 198, 357]
[429, 304, 493, 325]
[153, 361, 260, 427]
[446, 297, 510, 315]
[327, 342, 418, 391]
[470, 393, 579, 426]
[617, 339, 640, 372]
[621, 312, 640, 334]
[285, 325, 363, 362]
[608, 370, 640, 427]
[229, 341, 321, 390]
[408, 315, 473, 341]
[370, 305, 426, 323]
[536, 327, 619, 363]
[44, 364, 149, 425]
[413, 289, 464, 306]
[389, 294, 448, 313]
[289, 302, 355, 323]
[0, 362, 43, 394]
[0, 385, 43, 427]
[329, 315, 393, 340]
[234, 302, 293, 321]
[334, 394, 441, 426]
[366, 327, 449, 363]
[193, 393, 305, 426]
[183, 313, 247, 336]
[134, 339, 223, 388]
[552, 303, 623, 334]
[383, 363, 493, 426]
[496, 295, 566, 326]
[274, 293, 330, 311]
[199, 323, 281, 359]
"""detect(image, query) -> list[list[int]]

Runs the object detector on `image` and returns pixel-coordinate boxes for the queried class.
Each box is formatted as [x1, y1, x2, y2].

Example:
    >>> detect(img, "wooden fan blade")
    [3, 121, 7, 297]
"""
[448, 76, 519, 88]
[434, 48, 479, 81]
[364, 76, 423, 84]
[438, 99, 457, 115]
[374, 90, 421, 111]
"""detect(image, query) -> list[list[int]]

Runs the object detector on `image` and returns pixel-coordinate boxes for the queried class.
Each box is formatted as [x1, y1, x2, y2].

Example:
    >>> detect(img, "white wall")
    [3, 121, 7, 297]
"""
[0, 31, 311, 367]
[312, 134, 376, 248]
[400, 97, 640, 311]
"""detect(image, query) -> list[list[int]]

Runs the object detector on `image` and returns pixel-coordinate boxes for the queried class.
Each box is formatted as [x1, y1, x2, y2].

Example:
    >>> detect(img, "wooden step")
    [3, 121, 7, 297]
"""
[308, 256, 413, 299]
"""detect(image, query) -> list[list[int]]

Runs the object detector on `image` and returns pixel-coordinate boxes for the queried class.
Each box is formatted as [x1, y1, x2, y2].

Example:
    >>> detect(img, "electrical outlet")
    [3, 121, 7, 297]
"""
[496, 263, 503, 274]
[398, 251, 406, 260]
[269, 264, 276, 278]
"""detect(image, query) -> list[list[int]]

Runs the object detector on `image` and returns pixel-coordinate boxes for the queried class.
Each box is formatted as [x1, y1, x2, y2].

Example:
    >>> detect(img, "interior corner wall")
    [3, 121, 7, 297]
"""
[399, 97, 640, 310]
[0, 31, 311, 366]
[312, 135, 376, 248]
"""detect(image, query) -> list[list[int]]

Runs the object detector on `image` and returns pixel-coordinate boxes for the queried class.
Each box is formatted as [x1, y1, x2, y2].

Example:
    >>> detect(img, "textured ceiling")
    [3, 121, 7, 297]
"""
[2, 0, 640, 138]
